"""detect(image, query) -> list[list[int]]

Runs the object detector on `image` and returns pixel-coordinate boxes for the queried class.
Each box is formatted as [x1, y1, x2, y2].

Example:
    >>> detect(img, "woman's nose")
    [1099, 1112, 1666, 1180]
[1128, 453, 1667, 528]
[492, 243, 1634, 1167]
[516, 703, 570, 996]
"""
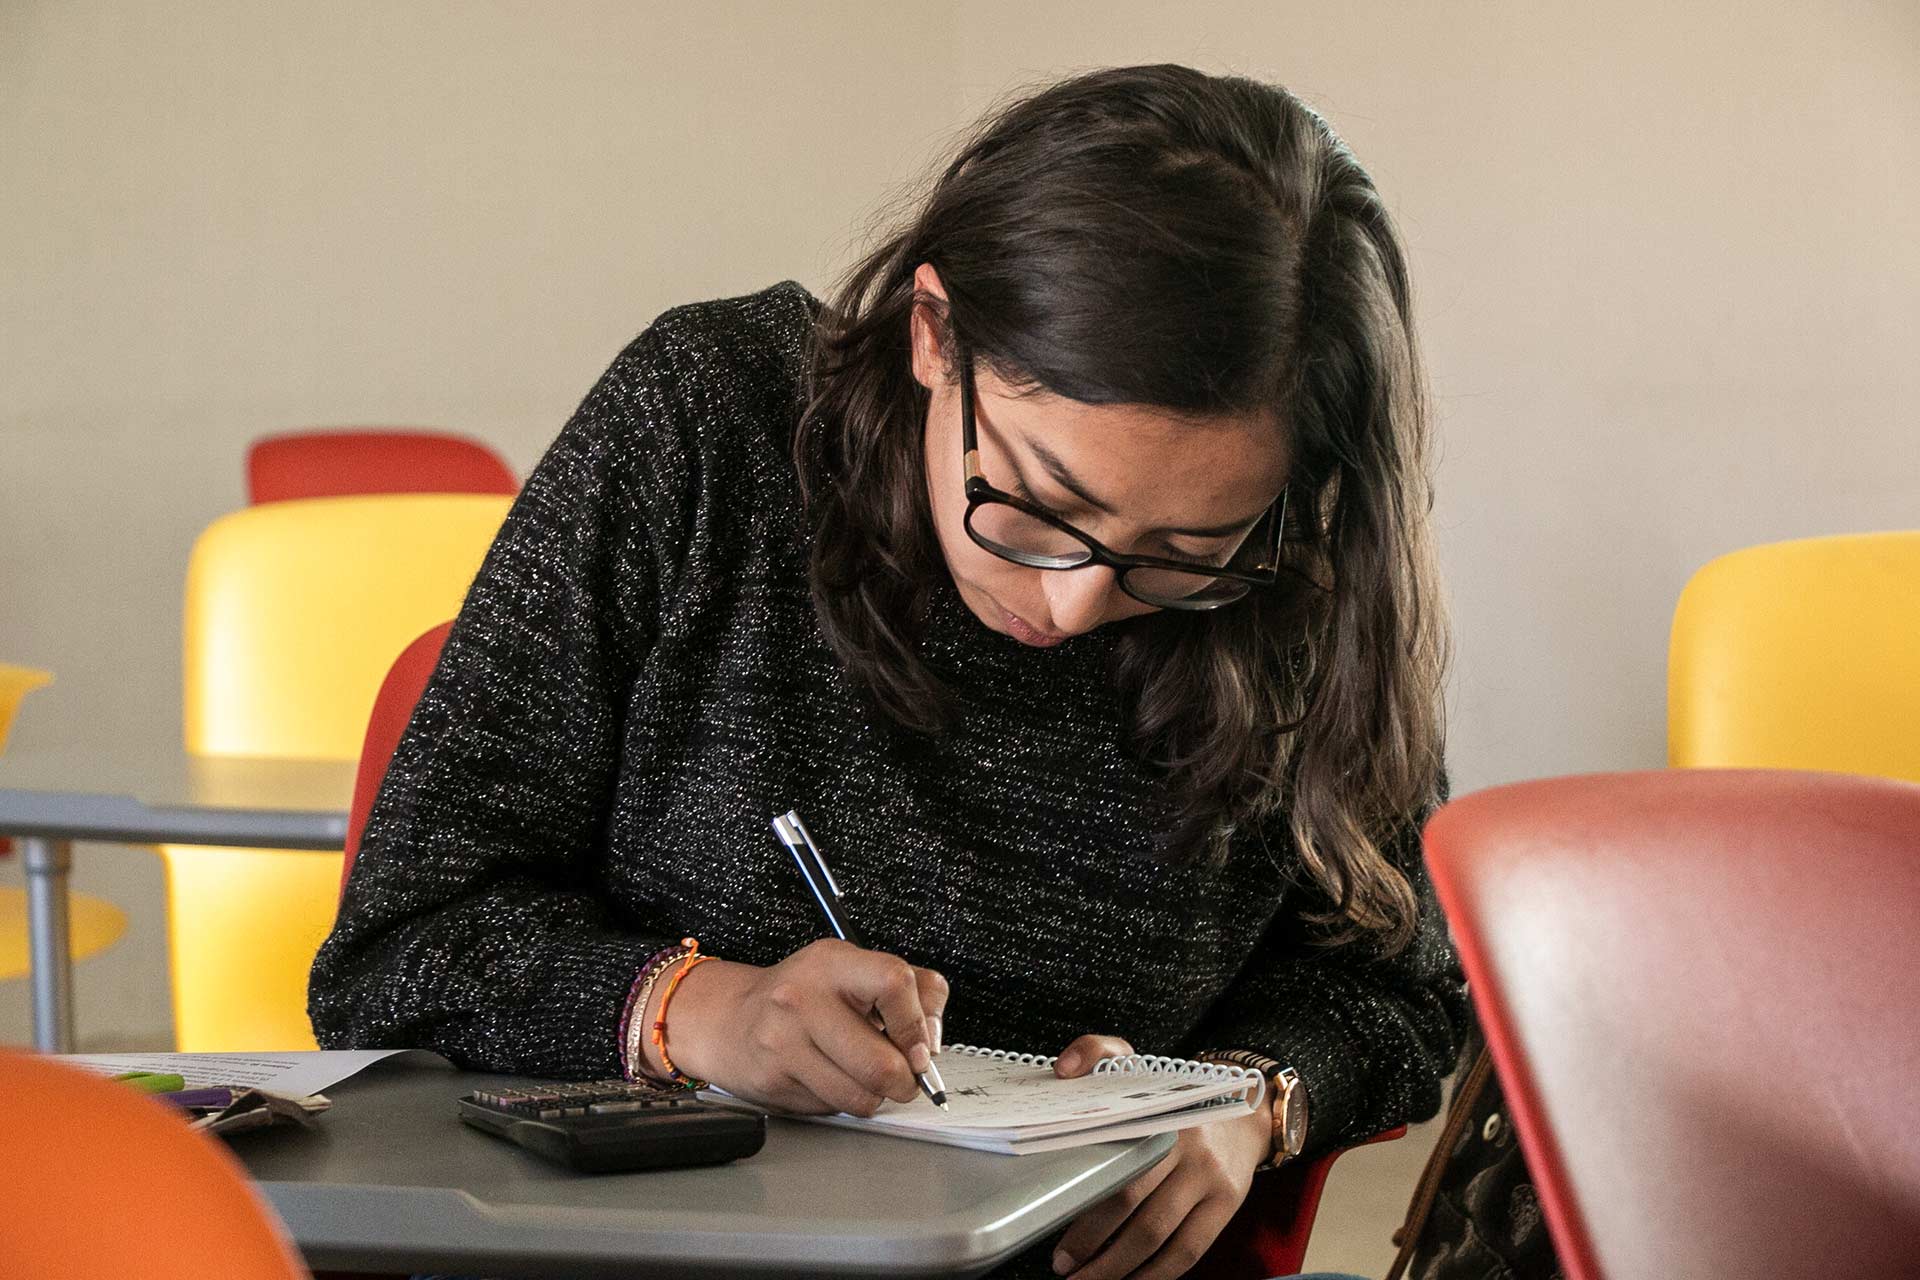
[1043, 564, 1122, 636]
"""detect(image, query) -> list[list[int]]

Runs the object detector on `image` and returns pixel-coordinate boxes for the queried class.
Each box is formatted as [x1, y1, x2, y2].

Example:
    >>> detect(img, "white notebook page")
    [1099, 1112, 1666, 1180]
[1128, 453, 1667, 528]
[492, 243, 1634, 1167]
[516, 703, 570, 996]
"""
[852, 1046, 1262, 1141]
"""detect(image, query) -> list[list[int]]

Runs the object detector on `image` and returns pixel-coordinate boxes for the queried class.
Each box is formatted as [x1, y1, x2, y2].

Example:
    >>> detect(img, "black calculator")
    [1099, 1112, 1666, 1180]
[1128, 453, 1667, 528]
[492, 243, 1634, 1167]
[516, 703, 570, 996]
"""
[457, 1079, 766, 1173]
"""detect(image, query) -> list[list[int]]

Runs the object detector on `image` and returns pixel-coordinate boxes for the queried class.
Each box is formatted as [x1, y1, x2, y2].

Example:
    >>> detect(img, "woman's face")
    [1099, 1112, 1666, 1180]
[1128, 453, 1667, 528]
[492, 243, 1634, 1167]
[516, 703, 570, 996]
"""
[910, 264, 1291, 646]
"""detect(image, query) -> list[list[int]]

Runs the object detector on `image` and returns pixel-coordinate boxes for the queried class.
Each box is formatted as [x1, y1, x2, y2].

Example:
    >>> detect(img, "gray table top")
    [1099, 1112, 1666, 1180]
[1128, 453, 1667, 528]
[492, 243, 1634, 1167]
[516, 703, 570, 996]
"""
[0, 742, 354, 847]
[236, 1055, 1174, 1279]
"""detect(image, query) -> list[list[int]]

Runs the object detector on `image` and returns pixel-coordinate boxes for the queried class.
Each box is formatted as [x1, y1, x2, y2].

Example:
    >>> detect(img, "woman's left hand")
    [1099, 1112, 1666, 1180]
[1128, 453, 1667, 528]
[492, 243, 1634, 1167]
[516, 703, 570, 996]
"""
[1047, 1034, 1272, 1280]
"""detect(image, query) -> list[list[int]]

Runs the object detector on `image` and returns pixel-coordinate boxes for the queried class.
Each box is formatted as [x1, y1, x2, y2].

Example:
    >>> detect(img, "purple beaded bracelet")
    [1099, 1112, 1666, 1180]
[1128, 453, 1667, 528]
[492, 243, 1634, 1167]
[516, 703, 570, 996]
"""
[618, 943, 689, 1081]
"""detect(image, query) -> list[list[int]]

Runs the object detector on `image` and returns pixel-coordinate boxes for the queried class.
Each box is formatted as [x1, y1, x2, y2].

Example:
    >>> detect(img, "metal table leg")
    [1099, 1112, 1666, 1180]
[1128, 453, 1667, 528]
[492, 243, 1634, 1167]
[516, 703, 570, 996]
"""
[21, 836, 75, 1052]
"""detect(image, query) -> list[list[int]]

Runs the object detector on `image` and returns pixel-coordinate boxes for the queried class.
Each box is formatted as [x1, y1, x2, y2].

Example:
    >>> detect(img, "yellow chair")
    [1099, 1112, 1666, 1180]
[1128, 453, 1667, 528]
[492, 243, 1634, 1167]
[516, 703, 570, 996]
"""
[1669, 531, 1920, 783]
[0, 665, 129, 980]
[164, 493, 511, 1050]
[0, 663, 55, 754]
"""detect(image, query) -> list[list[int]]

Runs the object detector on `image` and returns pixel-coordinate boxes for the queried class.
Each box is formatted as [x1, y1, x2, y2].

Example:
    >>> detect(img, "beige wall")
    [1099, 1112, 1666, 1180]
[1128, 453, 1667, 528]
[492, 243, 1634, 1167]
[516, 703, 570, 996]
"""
[3, 0, 1915, 1063]
[949, 0, 1920, 787]
[0, 0, 965, 1049]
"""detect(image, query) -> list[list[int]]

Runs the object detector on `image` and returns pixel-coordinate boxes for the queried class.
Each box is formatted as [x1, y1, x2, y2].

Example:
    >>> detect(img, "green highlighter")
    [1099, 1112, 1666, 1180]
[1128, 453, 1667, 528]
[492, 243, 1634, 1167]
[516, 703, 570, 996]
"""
[109, 1070, 188, 1094]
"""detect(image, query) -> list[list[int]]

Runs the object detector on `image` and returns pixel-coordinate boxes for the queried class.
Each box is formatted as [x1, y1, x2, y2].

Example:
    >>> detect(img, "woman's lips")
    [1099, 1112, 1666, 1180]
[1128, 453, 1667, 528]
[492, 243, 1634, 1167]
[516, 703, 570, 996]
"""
[1004, 610, 1067, 647]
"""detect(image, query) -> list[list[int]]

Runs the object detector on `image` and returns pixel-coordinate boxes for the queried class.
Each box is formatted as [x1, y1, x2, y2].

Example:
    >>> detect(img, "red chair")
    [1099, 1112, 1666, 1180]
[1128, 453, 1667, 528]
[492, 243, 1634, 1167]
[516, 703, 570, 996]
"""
[1424, 769, 1920, 1280]
[344, 621, 1395, 1278]
[248, 430, 517, 505]
[1193, 1125, 1404, 1279]
[343, 621, 455, 892]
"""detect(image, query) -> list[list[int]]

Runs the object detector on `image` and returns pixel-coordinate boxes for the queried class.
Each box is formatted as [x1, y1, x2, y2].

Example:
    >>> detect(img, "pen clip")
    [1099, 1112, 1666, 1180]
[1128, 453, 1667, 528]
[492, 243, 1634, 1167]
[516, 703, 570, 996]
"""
[777, 809, 840, 898]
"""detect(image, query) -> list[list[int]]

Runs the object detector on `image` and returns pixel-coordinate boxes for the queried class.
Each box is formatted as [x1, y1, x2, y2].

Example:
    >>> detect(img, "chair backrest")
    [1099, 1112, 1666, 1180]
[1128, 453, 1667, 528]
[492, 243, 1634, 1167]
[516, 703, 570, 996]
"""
[1669, 531, 1920, 782]
[183, 493, 511, 759]
[343, 620, 454, 894]
[0, 662, 52, 754]
[248, 428, 518, 504]
[1190, 1126, 1403, 1280]
[0, 1048, 308, 1278]
[168, 497, 504, 1050]
[1424, 769, 1920, 1280]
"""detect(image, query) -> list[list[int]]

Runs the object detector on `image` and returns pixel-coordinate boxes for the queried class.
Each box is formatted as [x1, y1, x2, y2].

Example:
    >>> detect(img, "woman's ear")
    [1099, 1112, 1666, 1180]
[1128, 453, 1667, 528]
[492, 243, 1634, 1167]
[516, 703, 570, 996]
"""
[908, 262, 950, 393]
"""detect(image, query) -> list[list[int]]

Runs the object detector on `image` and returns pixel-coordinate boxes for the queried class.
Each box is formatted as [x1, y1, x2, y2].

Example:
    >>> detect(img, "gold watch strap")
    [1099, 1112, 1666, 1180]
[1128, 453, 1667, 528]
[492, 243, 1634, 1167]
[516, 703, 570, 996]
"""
[1193, 1049, 1293, 1169]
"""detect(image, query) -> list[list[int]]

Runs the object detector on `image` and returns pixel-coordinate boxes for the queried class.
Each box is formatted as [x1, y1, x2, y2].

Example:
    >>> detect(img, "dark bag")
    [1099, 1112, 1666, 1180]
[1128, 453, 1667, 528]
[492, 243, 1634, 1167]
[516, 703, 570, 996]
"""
[1384, 1025, 1564, 1280]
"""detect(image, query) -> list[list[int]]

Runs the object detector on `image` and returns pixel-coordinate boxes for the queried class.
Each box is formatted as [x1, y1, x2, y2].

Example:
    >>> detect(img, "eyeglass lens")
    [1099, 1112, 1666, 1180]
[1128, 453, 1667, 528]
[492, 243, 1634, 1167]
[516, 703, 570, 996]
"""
[963, 502, 1254, 607]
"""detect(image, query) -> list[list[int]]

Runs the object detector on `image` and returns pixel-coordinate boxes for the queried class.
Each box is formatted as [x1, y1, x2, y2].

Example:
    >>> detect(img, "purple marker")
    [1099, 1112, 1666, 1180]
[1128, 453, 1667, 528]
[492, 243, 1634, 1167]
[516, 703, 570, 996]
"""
[156, 1087, 237, 1110]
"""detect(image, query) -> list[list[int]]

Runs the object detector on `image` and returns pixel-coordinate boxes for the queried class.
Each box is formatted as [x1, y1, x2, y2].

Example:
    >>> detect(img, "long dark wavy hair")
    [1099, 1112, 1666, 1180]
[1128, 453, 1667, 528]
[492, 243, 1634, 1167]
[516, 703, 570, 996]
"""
[796, 65, 1448, 950]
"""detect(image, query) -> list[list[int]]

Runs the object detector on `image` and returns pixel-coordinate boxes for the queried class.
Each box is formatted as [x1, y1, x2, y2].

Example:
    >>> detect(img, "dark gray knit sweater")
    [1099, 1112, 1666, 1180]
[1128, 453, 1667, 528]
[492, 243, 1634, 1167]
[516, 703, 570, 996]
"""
[309, 282, 1466, 1175]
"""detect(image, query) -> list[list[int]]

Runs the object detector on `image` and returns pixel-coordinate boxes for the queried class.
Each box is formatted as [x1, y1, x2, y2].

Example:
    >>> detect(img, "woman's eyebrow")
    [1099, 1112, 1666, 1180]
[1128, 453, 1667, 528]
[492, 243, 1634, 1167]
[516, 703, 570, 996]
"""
[1024, 436, 1270, 539]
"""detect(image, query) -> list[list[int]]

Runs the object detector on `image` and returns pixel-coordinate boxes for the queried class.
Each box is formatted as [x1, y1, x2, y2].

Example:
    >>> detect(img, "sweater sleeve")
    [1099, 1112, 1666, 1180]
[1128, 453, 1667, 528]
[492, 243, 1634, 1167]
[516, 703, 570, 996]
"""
[308, 319, 702, 1077]
[1183, 792, 1469, 1159]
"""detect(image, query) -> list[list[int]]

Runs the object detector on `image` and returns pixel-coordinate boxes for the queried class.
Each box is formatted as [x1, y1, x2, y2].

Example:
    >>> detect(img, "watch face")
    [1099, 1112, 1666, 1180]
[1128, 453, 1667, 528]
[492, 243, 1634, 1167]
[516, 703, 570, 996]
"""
[1285, 1093, 1309, 1152]
[1280, 1072, 1308, 1154]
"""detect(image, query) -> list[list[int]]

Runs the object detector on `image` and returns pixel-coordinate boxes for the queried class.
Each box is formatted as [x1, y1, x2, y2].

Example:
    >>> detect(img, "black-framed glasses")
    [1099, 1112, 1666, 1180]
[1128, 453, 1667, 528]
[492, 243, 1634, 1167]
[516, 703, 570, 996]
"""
[958, 347, 1288, 611]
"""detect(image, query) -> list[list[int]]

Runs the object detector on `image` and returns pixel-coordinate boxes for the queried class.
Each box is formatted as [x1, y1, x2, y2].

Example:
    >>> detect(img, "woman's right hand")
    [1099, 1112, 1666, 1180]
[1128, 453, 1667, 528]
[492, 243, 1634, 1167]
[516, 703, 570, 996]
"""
[647, 938, 949, 1116]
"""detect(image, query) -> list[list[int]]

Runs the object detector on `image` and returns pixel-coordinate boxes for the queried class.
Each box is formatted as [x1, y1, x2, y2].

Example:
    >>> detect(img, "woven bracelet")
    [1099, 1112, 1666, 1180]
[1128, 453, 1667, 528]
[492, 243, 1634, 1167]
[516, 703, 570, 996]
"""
[650, 938, 713, 1089]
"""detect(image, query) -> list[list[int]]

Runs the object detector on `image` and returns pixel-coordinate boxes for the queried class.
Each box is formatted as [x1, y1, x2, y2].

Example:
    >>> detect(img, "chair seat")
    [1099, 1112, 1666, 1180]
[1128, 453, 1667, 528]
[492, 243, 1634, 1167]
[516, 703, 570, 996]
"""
[0, 885, 128, 979]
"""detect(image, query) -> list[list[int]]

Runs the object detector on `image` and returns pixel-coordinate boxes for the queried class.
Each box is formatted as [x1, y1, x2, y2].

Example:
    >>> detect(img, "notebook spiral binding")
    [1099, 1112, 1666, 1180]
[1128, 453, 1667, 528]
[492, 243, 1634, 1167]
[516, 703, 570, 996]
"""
[947, 1045, 1056, 1068]
[945, 1045, 1264, 1091]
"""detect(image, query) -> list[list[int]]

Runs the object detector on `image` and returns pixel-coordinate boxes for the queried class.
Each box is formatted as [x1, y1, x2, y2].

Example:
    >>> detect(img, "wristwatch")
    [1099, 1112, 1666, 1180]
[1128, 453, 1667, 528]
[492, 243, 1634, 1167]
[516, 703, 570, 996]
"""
[1268, 1065, 1309, 1166]
[1197, 1049, 1309, 1169]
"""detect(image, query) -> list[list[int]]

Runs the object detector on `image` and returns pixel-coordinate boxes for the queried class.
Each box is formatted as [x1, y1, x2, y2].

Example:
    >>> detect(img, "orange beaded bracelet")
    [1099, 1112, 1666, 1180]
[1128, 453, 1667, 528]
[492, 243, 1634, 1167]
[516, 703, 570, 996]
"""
[650, 937, 713, 1088]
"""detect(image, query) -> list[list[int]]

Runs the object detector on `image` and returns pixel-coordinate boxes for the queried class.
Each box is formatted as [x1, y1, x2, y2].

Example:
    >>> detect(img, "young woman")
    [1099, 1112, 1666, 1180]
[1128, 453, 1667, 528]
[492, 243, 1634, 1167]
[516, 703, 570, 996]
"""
[312, 64, 1466, 1280]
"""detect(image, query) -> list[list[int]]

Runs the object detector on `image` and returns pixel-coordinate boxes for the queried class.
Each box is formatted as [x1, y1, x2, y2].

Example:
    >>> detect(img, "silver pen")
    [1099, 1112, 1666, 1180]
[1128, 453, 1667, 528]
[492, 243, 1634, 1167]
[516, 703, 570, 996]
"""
[771, 809, 950, 1109]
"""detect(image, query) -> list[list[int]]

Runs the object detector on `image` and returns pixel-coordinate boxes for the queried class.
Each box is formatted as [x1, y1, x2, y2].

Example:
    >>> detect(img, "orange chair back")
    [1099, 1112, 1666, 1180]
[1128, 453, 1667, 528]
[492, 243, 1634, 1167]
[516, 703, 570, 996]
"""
[1424, 769, 1920, 1280]
[343, 621, 454, 895]
[248, 429, 517, 504]
[0, 1048, 307, 1277]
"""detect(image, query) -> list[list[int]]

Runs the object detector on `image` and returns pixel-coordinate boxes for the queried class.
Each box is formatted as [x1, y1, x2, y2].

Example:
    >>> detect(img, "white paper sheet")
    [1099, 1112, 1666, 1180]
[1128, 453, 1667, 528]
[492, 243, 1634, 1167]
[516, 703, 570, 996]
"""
[57, 1048, 444, 1096]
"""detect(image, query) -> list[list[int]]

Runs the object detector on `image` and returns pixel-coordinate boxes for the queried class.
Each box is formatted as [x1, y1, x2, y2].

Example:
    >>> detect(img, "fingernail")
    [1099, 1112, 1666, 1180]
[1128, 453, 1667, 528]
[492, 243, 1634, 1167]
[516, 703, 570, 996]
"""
[1052, 1248, 1075, 1275]
[910, 1043, 933, 1073]
[930, 1015, 943, 1055]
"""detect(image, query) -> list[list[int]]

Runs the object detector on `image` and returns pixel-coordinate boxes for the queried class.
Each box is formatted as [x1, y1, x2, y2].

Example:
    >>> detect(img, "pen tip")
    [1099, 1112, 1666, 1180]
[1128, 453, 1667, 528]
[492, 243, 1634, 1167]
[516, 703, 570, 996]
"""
[934, 1094, 950, 1110]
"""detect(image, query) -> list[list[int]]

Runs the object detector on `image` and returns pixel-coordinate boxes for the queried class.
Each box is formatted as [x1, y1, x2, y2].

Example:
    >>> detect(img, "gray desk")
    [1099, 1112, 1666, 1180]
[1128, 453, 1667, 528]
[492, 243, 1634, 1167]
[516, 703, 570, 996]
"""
[240, 1055, 1175, 1278]
[0, 737, 355, 1051]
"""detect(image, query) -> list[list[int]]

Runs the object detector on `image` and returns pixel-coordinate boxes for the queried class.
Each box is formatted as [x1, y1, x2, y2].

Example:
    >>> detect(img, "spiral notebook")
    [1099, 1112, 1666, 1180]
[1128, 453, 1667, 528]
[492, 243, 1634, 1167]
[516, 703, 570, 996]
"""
[793, 1044, 1267, 1155]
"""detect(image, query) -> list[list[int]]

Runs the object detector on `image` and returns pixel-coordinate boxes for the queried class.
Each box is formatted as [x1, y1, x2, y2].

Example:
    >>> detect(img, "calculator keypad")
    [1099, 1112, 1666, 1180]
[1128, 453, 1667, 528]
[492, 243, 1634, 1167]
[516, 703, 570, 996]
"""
[465, 1080, 691, 1121]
